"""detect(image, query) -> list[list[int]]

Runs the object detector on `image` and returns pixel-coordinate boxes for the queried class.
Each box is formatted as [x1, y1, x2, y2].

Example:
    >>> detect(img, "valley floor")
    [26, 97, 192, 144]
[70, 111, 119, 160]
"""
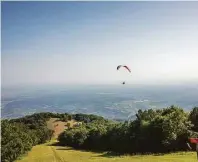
[16, 141, 197, 162]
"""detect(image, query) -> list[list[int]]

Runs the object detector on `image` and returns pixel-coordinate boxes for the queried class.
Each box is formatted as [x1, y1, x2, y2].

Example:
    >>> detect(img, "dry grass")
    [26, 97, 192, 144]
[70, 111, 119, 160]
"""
[46, 118, 78, 138]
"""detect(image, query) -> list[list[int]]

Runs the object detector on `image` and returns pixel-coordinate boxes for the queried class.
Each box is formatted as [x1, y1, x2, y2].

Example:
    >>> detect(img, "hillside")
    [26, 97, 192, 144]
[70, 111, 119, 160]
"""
[15, 141, 197, 162]
[2, 107, 198, 162]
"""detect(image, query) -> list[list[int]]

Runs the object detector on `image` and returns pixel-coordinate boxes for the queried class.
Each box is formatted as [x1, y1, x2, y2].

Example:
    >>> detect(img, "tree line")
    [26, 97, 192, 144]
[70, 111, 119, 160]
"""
[58, 106, 198, 154]
[1, 113, 54, 162]
[1, 111, 107, 162]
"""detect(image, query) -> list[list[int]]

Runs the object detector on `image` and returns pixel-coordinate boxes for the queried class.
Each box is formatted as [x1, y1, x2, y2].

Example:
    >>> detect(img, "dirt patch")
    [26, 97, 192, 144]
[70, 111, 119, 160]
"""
[46, 118, 81, 139]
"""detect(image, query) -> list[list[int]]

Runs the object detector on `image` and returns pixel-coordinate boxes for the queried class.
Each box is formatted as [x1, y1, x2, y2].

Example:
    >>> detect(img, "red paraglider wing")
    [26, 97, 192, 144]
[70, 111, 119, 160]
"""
[117, 65, 131, 73]
[123, 65, 131, 73]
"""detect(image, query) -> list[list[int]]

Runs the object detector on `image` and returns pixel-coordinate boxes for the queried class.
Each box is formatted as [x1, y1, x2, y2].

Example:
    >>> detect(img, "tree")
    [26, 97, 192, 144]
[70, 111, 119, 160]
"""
[189, 107, 198, 132]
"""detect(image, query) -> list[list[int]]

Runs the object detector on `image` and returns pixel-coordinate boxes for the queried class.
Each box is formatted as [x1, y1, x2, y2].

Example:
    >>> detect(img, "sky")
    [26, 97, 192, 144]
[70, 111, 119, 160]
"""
[2, 1, 198, 87]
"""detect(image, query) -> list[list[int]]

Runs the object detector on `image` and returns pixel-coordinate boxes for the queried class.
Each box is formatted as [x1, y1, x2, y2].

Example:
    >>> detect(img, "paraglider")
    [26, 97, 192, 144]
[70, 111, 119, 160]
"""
[116, 65, 131, 85]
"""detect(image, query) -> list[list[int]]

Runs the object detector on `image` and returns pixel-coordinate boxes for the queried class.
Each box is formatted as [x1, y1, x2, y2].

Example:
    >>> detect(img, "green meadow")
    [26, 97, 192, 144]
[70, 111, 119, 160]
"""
[16, 141, 197, 162]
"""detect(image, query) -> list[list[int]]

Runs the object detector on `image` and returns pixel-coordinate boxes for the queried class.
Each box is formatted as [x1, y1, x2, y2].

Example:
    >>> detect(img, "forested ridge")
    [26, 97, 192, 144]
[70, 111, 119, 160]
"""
[58, 106, 198, 153]
[1, 105, 198, 162]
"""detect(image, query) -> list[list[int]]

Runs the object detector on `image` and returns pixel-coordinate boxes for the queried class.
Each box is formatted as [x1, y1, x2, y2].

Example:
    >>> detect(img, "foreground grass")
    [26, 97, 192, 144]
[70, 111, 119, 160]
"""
[16, 141, 197, 162]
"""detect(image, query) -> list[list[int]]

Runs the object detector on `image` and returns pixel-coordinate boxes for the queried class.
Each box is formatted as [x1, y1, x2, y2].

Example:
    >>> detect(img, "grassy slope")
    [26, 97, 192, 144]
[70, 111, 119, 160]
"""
[16, 140, 197, 162]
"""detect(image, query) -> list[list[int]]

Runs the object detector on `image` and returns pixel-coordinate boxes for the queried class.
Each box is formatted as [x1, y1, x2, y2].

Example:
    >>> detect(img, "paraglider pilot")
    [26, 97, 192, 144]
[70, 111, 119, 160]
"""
[117, 65, 131, 85]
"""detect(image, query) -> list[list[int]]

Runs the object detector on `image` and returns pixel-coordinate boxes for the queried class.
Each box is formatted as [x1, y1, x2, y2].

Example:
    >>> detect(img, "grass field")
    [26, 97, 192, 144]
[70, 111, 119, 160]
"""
[15, 140, 197, 162]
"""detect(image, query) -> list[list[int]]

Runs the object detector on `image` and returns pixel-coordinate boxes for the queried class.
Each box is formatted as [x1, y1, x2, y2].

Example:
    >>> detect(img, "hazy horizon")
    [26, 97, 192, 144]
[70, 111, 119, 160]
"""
[2, 83, 198, 120]
[2, 2, 198, 87]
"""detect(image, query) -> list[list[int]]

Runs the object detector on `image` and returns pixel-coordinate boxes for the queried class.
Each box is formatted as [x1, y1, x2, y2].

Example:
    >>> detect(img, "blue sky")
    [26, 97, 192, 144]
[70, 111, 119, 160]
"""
[2, 1, 198, 86]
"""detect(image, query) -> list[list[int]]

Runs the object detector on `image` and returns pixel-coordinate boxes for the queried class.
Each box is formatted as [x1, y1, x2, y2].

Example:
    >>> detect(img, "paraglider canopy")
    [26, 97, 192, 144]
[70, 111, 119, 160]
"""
[117, 65, 131, 73]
